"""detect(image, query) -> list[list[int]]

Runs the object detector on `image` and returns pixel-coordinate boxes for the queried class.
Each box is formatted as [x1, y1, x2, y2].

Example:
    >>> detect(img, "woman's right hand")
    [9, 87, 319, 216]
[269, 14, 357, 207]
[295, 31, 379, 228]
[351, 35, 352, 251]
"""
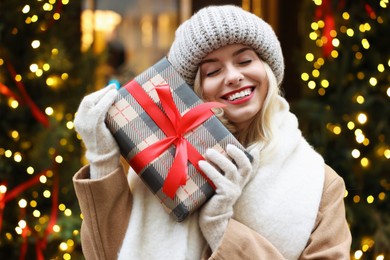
[74, 84, 121, 179]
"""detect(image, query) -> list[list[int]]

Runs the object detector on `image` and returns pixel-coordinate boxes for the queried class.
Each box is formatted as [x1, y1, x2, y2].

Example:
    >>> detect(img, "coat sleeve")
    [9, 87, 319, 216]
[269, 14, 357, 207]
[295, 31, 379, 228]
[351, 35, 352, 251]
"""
[298, 165, 352, 259]
[206, 165, 351, 260]
[73, 165, 132, 260]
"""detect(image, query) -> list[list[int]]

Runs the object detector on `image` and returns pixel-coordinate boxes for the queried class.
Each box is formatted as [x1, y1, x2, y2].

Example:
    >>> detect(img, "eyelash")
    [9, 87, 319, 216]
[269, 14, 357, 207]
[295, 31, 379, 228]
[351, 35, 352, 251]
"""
[205, 59, 252, 77]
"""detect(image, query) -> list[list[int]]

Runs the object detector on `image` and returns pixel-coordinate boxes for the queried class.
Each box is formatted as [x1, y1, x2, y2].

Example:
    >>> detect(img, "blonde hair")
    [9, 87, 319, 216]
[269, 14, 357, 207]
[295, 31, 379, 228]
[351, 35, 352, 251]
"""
[193, 60, 283, 148]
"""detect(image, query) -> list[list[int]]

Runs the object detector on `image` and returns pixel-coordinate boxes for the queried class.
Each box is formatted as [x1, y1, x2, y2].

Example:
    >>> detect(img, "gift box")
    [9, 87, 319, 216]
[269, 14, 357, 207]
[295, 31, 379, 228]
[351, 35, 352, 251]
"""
[105, 57, 247, 222]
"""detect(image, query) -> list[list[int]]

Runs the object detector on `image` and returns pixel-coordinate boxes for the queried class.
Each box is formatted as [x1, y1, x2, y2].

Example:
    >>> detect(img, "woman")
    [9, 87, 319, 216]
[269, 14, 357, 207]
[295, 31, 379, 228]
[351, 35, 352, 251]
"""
[73, 5, 351, 259]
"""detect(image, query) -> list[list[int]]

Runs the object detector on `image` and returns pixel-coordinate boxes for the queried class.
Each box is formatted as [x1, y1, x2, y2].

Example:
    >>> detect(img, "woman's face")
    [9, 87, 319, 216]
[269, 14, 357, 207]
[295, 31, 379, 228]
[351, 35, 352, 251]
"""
[200, 44, 268, 131]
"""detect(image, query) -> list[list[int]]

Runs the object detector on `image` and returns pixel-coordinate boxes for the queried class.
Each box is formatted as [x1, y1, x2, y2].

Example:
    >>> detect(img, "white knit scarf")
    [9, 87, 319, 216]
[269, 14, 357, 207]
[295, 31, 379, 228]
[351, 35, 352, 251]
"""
[118, 97, 324, 260]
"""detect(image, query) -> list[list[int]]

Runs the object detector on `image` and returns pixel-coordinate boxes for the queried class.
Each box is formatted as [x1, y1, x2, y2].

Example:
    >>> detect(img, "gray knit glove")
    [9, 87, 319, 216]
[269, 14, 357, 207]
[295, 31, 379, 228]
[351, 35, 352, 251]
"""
[74, 84, 121, 179]
[198, 144, 258, 252]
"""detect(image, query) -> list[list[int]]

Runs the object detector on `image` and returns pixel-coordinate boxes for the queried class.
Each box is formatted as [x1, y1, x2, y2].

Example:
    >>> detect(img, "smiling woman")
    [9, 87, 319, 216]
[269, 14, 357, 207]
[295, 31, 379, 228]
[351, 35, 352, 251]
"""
[73, 5, 352, 260]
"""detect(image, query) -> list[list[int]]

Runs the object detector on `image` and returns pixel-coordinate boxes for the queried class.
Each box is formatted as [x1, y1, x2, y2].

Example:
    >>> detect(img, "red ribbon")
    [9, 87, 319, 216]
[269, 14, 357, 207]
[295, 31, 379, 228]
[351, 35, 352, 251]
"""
[124, 80, 223, 198]
[6, 61, 49, 128]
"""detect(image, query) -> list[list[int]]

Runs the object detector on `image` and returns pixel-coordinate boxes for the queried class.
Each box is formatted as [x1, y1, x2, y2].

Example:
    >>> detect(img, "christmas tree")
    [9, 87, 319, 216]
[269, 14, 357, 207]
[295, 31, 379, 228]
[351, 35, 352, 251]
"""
[0, 0, 95, 258]
[295, 0, 389, 259]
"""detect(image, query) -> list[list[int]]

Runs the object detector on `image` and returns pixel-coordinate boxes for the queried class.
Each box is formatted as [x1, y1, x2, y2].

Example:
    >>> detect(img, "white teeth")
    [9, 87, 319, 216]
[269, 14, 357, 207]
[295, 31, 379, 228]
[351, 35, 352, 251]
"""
[227, 89, 252, 101]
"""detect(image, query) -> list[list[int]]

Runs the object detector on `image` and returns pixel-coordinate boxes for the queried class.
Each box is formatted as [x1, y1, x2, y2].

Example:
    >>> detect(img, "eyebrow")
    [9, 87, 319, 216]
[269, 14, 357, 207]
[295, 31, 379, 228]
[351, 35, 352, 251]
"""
[199, 47, 254, 65]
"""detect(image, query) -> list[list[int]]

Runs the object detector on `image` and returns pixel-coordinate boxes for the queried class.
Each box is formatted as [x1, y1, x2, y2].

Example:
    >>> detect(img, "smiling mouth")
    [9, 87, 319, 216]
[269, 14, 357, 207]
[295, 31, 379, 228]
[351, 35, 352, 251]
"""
[222, 87, 254, 101]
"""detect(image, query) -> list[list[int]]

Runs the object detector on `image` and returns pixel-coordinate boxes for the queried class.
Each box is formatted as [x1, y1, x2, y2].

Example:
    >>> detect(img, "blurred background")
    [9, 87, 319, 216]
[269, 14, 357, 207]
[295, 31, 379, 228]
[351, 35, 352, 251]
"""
[0, 0, 388, 259]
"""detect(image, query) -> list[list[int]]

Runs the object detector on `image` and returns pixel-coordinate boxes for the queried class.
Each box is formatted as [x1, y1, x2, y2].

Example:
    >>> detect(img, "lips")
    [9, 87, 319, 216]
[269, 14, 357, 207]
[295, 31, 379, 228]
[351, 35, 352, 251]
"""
[221, 87, 254, 102]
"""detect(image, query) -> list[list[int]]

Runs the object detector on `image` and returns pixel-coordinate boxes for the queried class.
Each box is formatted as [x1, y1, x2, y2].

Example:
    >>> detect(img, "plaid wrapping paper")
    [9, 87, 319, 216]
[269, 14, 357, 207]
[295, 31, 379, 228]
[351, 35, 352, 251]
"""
[105, 57, 246, 222]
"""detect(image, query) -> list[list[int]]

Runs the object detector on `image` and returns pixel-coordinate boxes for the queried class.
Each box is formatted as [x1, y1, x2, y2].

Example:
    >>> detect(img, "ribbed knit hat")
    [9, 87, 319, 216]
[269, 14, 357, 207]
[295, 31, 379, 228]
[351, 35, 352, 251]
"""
[167, 5, 285, 86]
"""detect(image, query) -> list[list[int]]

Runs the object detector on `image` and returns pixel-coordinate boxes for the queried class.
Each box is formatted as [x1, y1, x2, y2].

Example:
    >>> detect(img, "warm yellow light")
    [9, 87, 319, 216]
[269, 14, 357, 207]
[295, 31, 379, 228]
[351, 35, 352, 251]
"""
[31, 40, 40, 49]
[376, 254, 385, 260]
[59, 204, 66, 211]
[369, 77, 377, 86]
[27, 167, 34, 174]
[22, 5, 30, 13]
[357, 71, 365, 80]
[301, 73, 309, 81]
[53, 13, 60, 20]
[354, 250, 363, 259]
[18, 220, 27, 229]
[55, 155, 63, 163]
[321, 79, 329, 88]
[355, 52, 363, 60]
[15, 74, 22, 82]
[360, 157, 369, 167]
[31, 15, 38, 23]
[387, 87, 390, 97]
[367, 195, 374, 204]
[62, 0, 70, 4]
[43, 190, 51, 198]
[66, 121, 74, 130]
[9, 99, 19, 109]
[331, 50, 339, 58]
[0, 185, 7, 194]
[64, 209, 72, 216]
[35, 69, 43, 77]
[333, 126, 341, 135]
[61, 73, 69, 80]
[11, 130, 19, 139]
[317, 20, 324, 28]
[313, 0, 322, 6]
[39, 175, 47, 184]
[342, 12, 350, 20]
[306, 53, 315, 62]
[52, 48, 59, 55]
[30, 63, 38, 73]
[309, 32, 318, 41]
[15, 227, 23, 235]
[59, 242, 68, 251]
[14, 152, 22, 162]
[43, 63, 50, 71]
[346, 28, 354, 37]
[312, 69, 320, 77]
[43, 3, 53, 11]
[45, 107, 54, 116]
[5, 150, 12, 158]
[384, 149, 390, 159]
[377, 64, 385, 72]
[33, 210, 41, 218]
[18, 199, 27, 208]
[53, 225, 61, 232]
[318, 88, 326, 96]
[352, 149, 360, 158]
[332, 38, 340, 47]
[357, 113, 367, 124]
[378, 192, 386, 200]
[311, 22, 319, 30]
[308, 81, 316, 89]
[362, 39, 370, 49]
[30, 200, 37, 207]
[356, 95, 365, 104]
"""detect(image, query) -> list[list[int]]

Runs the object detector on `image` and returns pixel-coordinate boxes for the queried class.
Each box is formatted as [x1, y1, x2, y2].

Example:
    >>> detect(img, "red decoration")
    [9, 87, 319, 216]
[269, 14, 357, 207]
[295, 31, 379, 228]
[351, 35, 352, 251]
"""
[5, 61, 49, 128]
[315, 0, 336, 57]
[125, 80, 223, 198]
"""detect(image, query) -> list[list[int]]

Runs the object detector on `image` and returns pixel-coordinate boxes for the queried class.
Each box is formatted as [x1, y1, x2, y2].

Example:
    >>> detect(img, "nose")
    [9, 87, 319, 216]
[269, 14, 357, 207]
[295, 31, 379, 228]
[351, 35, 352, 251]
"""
[224, 65, 243, 86]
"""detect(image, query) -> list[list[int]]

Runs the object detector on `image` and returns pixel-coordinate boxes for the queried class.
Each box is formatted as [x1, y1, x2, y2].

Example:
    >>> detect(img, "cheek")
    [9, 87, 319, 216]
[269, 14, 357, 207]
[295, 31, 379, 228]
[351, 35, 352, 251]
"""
[200, 80, 218, 101]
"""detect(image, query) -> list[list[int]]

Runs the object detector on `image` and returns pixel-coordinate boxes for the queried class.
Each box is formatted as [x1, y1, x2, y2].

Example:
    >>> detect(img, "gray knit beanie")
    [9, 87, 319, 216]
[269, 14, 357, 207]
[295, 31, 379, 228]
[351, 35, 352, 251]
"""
[167, 5, 285, 87]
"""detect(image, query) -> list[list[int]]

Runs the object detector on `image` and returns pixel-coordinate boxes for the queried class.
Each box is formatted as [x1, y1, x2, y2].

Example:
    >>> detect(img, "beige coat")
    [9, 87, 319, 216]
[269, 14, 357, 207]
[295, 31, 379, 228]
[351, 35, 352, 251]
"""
[73, 164, 351, 259]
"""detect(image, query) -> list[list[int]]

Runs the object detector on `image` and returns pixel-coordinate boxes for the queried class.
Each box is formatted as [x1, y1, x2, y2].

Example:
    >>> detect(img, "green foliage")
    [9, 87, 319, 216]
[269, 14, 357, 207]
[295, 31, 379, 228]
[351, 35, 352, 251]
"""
[0, 1, 97, 258]
[294, 1, 390, 259]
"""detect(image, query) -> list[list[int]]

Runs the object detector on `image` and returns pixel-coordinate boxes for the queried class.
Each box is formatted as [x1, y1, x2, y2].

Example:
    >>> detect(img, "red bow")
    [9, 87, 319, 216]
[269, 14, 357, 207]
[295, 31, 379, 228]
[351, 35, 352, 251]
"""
[125, 80, 223, 198]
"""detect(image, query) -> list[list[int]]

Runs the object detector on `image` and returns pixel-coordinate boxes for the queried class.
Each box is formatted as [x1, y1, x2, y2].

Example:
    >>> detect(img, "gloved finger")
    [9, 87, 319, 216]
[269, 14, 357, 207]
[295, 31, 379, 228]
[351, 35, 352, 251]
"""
[249, 147, 260, 169]
[93, 88, 118, 121]
[83, 84, 117, 108]
[198, 160, 228, 190]
[205, 148, 239, 183]
[226, 144, 252, 173]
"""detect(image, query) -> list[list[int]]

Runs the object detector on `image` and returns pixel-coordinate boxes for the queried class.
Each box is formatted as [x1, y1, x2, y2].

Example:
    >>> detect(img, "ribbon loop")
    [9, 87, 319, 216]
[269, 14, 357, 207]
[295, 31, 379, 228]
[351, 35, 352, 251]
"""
[125, 80, 224, 198]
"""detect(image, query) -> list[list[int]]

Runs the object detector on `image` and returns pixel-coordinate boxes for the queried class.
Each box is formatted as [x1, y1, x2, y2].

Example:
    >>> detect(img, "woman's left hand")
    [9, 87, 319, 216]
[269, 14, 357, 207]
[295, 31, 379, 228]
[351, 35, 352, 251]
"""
[198, 144, 259, 252]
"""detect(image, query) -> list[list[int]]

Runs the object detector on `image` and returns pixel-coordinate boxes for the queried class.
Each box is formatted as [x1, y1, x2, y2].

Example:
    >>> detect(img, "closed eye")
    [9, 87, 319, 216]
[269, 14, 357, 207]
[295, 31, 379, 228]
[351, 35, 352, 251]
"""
[206, 69, 220, 77]
[239, 59, 252, 65]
